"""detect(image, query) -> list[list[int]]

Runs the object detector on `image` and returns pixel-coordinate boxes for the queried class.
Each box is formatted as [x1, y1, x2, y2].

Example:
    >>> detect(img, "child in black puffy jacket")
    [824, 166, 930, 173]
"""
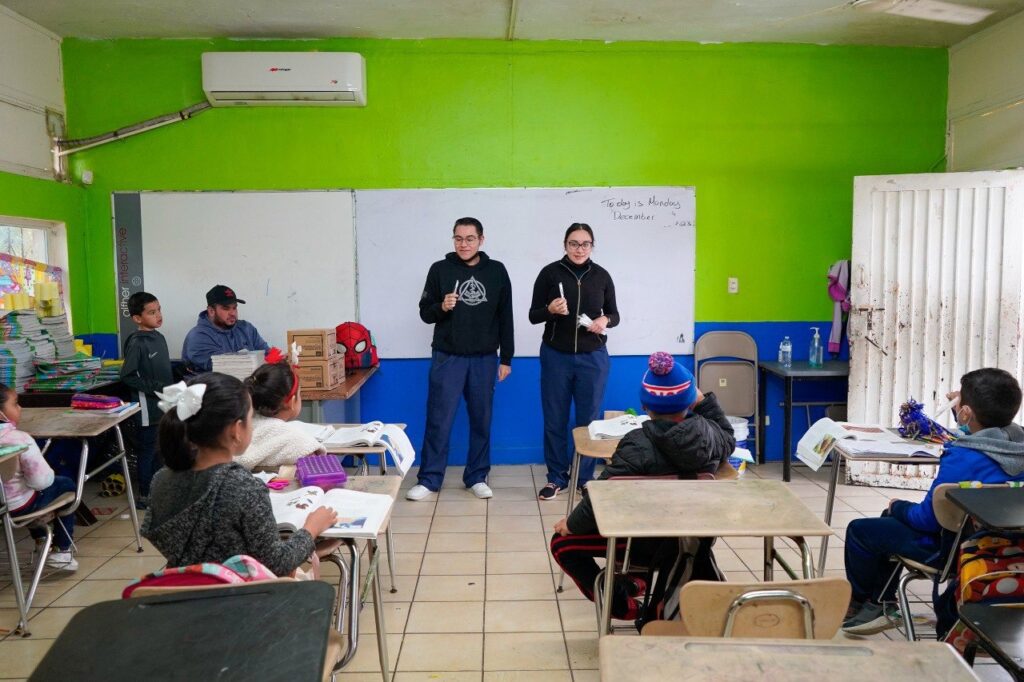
[550, 352, 735, 620]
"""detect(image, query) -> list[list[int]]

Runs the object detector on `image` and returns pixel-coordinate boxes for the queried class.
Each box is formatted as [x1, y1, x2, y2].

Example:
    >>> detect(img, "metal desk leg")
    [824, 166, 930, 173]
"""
[818, 450, 843, 576]
[601, 536, 616, 635]
[763, 536, 775, 581]
[311, 399, 324, 424]
[368, 540, 390, 682]
[758, 366, 767, 464]
[797, 538, 815, 578]
[113, 428, 144, 551]
[783, 377, 793, 482]
[377, 455, 397, 595]
[1, 496, 29, 636]
[556, 450, 581, 592]
[338, 542, 362, 668]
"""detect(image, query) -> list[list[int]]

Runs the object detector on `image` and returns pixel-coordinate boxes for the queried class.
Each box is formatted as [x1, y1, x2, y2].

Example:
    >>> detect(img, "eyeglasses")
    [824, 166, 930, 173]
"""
[567, 240, 593, 250]
[453, 236, 479, 245]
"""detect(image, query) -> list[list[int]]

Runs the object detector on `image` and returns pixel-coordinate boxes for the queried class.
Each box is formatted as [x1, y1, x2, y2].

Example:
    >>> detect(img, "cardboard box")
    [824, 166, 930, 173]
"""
[287, 328, 339, 360]
[297, 355, 346, 390]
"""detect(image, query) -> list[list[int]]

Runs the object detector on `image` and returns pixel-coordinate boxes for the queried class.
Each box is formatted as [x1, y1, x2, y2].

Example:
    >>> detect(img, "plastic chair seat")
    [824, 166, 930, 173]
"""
[10, 492, 75, 523]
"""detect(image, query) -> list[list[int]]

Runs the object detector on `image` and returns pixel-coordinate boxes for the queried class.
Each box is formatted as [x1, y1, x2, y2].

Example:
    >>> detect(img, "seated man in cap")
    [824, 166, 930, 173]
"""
[182, 285, 269, 373]
[550, 352, 735, 622]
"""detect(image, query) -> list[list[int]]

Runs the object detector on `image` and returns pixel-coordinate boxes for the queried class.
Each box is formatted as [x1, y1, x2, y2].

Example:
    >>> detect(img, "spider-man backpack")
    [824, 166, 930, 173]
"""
[335, 322, 379, 369]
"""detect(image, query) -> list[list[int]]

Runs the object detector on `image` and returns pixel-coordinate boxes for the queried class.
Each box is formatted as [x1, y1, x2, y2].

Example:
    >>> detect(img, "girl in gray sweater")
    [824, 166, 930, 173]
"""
[142, 373, 338, 575]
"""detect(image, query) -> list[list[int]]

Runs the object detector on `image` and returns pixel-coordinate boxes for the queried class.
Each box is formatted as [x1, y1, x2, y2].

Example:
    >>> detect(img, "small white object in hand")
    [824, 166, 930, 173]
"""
[578, 313, 594, 329]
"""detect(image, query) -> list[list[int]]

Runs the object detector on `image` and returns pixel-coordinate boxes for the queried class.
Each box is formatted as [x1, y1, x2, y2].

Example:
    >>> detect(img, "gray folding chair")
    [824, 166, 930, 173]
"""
[694, 331, 758, 455]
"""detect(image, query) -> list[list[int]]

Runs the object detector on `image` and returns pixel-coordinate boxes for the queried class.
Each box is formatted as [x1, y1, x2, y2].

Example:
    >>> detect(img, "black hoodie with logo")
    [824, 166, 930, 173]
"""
[419, 251, 514, 365]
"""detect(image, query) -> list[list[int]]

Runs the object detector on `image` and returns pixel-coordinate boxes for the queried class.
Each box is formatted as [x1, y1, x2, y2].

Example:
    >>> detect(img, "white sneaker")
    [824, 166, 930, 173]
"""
[470, 482, 493, 499]
[45, 550, 78, 572]
[405, 484, 435, 501]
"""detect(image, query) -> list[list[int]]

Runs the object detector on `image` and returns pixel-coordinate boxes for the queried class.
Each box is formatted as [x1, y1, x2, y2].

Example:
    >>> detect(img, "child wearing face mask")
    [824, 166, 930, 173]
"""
[842, 368, 1024, 636]
[0, 383, 78, 571]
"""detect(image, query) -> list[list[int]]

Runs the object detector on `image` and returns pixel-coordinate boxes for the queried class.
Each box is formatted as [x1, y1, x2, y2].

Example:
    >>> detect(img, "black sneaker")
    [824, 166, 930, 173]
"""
[842, 602, 901, 635]
[538, 483, 563, 501]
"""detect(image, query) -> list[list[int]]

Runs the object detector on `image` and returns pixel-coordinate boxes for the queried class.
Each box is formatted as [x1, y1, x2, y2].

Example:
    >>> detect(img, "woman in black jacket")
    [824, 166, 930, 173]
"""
[529, 223, 620, 500]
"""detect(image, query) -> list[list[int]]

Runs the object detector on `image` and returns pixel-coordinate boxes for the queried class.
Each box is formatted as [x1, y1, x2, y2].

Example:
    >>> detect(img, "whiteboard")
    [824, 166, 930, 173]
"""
[138, 191, 356, 356]
[355, 187, 695, 358]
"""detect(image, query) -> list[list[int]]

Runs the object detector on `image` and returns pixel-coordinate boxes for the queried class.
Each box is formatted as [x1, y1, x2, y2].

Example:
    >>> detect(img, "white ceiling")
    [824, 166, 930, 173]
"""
[2, 0, 1023, 46]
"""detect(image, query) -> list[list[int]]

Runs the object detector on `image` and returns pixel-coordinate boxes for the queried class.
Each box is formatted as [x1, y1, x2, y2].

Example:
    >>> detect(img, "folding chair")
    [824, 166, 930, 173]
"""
[641, 576, 851, 639]
[694, 331, 758, 456]
[0, 451, 77, 635]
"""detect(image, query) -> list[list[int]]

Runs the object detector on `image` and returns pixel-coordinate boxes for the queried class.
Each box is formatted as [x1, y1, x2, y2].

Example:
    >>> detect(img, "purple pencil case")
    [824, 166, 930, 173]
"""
[295, 455, 348, 490]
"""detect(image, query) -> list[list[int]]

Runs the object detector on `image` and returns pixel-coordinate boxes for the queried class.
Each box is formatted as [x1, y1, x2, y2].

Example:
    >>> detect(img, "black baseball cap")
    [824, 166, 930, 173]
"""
[206, 285, 246, 306]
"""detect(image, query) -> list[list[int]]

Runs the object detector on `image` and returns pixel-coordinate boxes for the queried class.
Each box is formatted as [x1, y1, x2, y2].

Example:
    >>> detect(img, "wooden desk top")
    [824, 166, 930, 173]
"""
[572, 426, 620, 459]
[344, 475, 402, 500]
[19, 405, 141, 438]
[588, 478, 832, 539]
[599, 637, 979, 681]
[303, 366, 378, 402]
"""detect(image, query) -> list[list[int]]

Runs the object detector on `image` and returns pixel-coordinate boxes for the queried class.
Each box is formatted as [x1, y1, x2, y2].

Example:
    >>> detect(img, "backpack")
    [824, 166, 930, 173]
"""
[939, 530, 1024, 653]
[121, 554, 278, 598]
[638, 537, 722, 628]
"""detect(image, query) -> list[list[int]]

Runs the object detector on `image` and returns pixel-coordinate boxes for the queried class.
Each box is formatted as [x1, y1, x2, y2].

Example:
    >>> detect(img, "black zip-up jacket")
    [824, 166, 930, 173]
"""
[120, 329, 174, 427]
[529, 256, 619, 354]
[419, 251, 514, 365]
[566, 393, 736, 535]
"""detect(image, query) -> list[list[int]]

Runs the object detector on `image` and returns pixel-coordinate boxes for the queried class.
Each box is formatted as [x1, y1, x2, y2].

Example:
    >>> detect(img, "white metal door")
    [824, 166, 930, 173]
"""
[849, 170, 1024, 428]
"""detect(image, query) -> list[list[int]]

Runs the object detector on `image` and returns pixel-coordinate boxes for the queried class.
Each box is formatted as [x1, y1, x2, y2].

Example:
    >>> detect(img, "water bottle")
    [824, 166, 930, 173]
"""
[778, 336, 792, 368]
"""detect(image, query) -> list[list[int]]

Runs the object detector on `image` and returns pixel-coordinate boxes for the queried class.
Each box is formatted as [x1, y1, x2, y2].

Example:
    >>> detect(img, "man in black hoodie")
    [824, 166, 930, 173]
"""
[550, 352, 735, 620]
[406, 217, 514, 501]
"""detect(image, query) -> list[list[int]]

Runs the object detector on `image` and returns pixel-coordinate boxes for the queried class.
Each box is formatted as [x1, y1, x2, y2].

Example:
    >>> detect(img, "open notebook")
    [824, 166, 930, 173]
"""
[270, 486, 393, 540]
[588, 414, 651, 440]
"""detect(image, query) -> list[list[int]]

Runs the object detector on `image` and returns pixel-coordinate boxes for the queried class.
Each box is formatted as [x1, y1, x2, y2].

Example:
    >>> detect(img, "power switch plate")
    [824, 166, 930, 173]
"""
[727, 277, 739, 294]
[718, 378, 728, 387]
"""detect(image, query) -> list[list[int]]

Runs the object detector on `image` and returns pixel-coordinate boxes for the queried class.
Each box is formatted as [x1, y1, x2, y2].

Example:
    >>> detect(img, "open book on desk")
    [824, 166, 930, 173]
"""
[270, 486, 394, 540]
[796, 418, 903, 471]
[289, 421, 416, 477]
[588, 414, 651, 440]
[840, 440, 941, 459]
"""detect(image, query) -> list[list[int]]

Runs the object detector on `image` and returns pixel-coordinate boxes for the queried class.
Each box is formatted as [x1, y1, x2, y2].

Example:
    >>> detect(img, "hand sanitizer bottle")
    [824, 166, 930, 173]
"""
[809, 327, 823, 368]
[779, 336, 792, 368]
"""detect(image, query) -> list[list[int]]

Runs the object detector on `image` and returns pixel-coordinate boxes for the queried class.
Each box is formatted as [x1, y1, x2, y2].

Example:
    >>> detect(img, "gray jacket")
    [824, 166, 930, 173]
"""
[142, 462, 315, 576]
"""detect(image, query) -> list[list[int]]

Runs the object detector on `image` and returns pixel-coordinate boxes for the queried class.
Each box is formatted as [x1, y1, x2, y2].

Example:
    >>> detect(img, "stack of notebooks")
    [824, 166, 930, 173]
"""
[211, 350, 265, 381]
[0, 338, 34, 391]
[30, 353, 105, 391]
[39, 313, 77, 358]
[0, 310, 55, 361]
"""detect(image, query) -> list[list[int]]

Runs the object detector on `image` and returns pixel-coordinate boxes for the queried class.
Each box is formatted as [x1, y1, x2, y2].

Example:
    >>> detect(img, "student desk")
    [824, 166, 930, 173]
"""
[31, 581, 335, 682]
[588, 478, 832, 635]
[948, 487, 1024, 531]
[280, 474, 399, 682]
[18, 406, 144, 548]
[598, 636, 980, 681]
[817, 442, 937, 576]
[959, 603, 1024, 682]
[758, 360, 849, 482]
[304, 366, 378, 423]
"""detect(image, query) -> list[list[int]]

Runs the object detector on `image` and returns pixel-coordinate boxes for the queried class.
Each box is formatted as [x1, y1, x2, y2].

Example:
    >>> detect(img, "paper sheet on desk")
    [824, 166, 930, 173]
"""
[842, 440, 941, 458]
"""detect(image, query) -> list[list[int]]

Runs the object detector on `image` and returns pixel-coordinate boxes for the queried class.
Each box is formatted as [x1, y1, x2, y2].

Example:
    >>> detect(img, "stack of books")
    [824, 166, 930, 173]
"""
[0, 338, 34, 391]
[0, 310, 55, 361]
[39, 313, 76, 358]
[211, 350, 265, 381]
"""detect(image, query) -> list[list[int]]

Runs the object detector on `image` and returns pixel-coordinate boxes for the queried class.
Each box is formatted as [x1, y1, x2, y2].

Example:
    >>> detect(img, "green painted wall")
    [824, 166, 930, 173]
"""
[0, 170, 90, 333]
[60, 38, 947, 333]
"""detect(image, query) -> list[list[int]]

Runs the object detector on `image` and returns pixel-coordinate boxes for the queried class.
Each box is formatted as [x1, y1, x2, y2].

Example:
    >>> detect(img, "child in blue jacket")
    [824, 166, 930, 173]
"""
[843, 368, 1024, 635]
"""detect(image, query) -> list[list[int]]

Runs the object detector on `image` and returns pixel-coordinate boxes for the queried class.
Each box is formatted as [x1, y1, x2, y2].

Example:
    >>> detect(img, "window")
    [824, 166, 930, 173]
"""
[0, 217, 69, 320]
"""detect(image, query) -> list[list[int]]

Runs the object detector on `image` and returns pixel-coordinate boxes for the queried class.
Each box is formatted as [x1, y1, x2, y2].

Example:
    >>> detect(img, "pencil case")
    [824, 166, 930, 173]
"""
[295, 454, 348, 490]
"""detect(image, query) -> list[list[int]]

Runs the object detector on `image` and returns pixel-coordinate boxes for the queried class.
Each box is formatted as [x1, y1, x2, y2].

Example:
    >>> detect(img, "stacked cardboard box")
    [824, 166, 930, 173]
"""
[288, 328, 345, 390]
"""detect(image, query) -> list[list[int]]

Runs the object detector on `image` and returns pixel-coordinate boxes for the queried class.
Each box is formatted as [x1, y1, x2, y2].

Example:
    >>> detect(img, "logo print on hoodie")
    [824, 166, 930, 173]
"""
[458, 277, 487, 306]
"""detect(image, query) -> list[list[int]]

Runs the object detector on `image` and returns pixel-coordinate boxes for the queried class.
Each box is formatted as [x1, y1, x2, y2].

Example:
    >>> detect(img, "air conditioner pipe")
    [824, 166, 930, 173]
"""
[54, 101, 211, 157]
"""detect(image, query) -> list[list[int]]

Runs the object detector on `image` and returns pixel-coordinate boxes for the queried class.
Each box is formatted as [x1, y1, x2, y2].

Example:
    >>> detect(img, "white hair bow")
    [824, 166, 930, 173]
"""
[157, 382, 207, 421]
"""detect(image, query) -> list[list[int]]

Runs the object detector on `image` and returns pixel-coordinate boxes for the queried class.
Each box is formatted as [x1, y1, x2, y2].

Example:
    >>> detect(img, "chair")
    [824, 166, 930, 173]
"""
[694, 331, 758, 457]
[0, 450, 78, 635]
[887, 482, 972, 641]
[129, 577, 344, 682]
[641, 576, 851, 639]
[959, 602, 1024, 682]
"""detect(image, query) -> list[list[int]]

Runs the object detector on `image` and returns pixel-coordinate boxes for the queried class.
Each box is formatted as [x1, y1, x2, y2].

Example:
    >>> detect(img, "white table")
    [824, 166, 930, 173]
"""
[599, 636, 980, 681]
[588, 478, 832, 634]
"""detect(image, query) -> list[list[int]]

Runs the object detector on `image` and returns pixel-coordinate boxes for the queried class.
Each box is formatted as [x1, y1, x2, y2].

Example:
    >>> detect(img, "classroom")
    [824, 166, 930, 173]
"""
[1, 0, 1024, 680]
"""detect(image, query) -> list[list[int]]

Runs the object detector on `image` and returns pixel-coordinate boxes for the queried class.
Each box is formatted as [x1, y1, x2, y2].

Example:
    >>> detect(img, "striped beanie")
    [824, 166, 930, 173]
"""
[640, 352, 698, 414]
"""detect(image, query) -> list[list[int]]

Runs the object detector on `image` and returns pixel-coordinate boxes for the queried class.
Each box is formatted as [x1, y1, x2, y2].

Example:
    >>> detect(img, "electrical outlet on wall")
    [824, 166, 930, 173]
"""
[764, 416, 770, 426]
[718, 377, 728, 387]
[727, 277, 739, 294]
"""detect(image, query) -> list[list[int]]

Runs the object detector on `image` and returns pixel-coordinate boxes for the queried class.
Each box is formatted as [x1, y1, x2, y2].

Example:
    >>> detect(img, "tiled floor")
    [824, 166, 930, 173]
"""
[0, 461, 1013, 681]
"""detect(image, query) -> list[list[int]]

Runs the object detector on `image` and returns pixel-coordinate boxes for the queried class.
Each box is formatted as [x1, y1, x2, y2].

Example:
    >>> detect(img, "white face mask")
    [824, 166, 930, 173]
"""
[956, 407, 971, 435]
[0, 410, 14, 428]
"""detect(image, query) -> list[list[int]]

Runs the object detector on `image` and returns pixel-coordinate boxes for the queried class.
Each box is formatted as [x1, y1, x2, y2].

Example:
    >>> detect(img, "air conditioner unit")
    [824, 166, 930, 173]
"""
[202, 52, 366, 107]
